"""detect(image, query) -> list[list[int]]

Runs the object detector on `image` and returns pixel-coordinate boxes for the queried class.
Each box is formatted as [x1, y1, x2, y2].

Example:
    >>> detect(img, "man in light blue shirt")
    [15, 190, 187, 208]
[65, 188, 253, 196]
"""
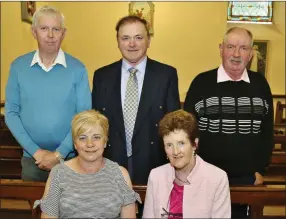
[5, 5, 91, 181]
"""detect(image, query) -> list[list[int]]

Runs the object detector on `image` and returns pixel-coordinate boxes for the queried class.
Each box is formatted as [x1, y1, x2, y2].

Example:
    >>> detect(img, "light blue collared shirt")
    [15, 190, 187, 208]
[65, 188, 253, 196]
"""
[121, 56, 147, 109]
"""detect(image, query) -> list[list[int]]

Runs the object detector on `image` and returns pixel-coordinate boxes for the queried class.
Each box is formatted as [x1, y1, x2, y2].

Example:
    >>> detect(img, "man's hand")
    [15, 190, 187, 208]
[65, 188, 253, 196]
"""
[254, 172, 264, 185]
[33, 149, 50, 164]
[37, 151, 60, 171]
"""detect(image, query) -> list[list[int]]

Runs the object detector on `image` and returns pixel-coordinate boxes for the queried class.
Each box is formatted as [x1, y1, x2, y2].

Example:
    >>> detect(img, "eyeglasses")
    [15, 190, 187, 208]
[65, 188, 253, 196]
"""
[161, 207, 183, 218]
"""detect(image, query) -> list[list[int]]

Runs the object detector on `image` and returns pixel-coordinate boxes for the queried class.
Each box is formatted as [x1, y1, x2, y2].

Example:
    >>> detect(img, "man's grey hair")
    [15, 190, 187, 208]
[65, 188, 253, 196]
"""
[32, 5, 65, 28]
[223, 27, 254, 47]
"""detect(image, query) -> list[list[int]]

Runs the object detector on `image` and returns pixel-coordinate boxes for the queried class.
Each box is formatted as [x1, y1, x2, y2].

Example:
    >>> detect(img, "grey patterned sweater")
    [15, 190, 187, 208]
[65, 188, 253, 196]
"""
[34, 158, 141, 218]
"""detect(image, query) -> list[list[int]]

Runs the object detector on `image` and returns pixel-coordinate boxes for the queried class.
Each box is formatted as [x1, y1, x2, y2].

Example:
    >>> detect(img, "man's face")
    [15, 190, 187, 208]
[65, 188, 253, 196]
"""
[219, 30, 253, 80]
[117, 21, 150, 66]
[32, 14, 66, 54]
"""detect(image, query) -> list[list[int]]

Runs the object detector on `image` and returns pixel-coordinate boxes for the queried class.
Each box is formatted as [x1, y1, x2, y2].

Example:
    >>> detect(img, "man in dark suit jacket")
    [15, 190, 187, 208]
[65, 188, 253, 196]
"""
[92, 15, 180, 184]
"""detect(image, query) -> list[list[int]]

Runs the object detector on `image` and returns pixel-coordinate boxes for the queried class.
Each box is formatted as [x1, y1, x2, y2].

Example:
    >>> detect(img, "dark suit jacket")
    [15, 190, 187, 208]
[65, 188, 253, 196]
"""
[92, 58, 181, 184]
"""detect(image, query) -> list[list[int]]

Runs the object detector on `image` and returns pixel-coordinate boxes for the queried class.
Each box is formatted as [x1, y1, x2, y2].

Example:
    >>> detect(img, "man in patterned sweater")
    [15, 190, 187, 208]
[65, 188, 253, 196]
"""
[184, 27, 273, 218]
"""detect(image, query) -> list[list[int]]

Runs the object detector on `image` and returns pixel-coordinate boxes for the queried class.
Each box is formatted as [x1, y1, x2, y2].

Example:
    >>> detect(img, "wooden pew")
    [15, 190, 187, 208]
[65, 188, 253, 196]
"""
[265, 150, 286, 177]
[274, 123, 286, 151]
[0, 103, 20, 145]
[275, 101, 286, 125]
[0, 146, 22, 179]
[274, 135, 286, 151]
[271, 150, 286, 164]
[1, 142, 285, 183]
[230, 185, 286, 219]
[133, 185, 147, 202]
[134, 185, 286, 219]
[1, 180, 285, 219]
[264, 175, 286, 185]
[0, 128, 20, 146]
[0, 179, 45, 219]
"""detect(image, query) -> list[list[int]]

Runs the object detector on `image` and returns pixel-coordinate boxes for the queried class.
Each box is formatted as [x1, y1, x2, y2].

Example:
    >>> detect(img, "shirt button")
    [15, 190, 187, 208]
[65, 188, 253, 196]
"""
[102, 108, 105, 111]
[159, 106, 162, 109]
[155, 124, 158, 127]
[151, 142, 154, 145]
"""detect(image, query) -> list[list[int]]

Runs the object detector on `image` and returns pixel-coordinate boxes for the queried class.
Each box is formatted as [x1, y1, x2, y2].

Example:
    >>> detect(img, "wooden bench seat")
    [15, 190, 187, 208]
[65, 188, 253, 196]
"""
[0, 179, 45, 219]
[0, 208, 33, 219]
[0, 129, 20, 146]
[266, 150, 286, 176]
[0, 146, 22, 179]
[1, 180, 285, 219]
[274, 101, 286, 125]
[264, 175, 286, 185]
[230, 185, 286, 219]
[0, 145, 23, 158]
[1, 145, 283, 183]
[271, 151, 286, 164]
[274, 134, 286, 150]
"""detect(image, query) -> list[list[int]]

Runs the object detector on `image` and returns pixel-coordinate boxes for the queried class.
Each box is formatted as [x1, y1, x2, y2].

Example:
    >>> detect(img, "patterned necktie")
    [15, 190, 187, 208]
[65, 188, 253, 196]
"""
[123, 68, 139, 157]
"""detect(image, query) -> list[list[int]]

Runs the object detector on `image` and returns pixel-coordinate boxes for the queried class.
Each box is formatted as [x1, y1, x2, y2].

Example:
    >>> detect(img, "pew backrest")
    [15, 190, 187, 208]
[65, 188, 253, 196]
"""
[275, 101, 286, 125]
[1, 181, 285, 219]
[0, 146, 22, 179]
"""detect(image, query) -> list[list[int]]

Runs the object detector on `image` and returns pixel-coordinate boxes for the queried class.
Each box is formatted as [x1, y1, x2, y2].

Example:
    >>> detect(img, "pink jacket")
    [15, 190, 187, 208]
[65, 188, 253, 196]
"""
[143, 155, 231, 218]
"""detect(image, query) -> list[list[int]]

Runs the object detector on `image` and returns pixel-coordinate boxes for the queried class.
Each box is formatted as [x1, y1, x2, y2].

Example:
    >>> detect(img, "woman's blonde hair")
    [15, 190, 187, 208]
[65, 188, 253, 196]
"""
[71, 110, 109, 142]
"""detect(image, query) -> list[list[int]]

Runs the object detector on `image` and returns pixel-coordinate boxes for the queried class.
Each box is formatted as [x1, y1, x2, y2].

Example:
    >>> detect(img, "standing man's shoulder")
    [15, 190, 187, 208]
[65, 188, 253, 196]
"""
[187, 68, 218, 91]
[64, 52, 86, 70]
[192, 68, 218, 84]
[184, 68, 217, 111]
[247, 69, 273, 98]
[147, 58, 177, 73]
[248, 69, 270, 87]
[93, 60, 121, 78]
[11, 51, 36, 67]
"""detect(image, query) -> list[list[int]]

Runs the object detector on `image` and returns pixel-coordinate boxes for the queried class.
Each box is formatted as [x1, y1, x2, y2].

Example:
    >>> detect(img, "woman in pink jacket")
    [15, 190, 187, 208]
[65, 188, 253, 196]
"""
[143, 110, 231, 218]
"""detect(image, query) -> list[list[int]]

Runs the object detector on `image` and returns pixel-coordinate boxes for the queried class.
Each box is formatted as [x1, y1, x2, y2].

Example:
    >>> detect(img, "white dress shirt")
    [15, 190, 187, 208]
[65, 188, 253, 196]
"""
[30, 48, 67, 72]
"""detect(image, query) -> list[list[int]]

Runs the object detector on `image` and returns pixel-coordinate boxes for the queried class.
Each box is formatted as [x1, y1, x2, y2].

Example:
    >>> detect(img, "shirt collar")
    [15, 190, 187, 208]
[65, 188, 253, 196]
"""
[30, 48, 67, 69]
[122, 56, 147, 74]
[217, 64, 250, 83]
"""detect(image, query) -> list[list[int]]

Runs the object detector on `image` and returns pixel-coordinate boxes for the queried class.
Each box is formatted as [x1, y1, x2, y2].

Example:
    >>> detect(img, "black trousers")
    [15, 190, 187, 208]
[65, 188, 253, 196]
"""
[229, 175, 256, 219]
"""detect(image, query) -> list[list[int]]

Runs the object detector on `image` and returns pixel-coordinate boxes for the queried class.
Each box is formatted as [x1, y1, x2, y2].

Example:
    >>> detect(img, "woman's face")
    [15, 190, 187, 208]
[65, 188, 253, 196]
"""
[163, 129, 197, 170]
[74, 125, 106, 162]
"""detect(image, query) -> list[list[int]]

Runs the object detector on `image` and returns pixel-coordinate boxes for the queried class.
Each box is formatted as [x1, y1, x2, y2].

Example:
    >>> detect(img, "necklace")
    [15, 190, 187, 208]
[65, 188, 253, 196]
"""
[175, 173, 190, 185]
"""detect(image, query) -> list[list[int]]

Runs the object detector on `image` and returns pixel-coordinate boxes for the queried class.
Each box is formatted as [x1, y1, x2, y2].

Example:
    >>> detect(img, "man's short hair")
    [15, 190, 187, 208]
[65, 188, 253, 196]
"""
[115, 15, 150, 38]
[32, 5, 65, 28]
[223, 27, 254, 47]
